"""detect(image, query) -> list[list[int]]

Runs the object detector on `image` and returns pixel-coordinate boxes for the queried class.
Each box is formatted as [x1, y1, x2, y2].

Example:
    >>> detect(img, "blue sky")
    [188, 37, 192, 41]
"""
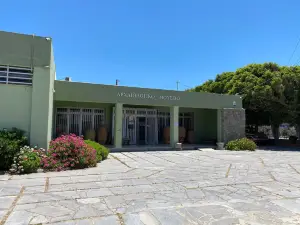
[1, 0, 300, 90]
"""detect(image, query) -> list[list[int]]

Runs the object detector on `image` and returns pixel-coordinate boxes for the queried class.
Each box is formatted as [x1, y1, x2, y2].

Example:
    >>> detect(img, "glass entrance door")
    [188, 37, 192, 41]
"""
[146, 117, 156, 145]
[137, 117, 146, 145]
[112, 107, 158, 145]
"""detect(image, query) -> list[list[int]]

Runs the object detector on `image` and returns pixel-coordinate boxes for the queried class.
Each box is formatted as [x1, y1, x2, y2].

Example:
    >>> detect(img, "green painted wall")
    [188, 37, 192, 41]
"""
[197, 109, 217, 142]
[54, 81, 243, 109]
[0, 85, 32, 135]
[179, 108, 217, 143]
[0, 31, 54, 149]
[0, 31, 51, 67]
[29, 40, 55, 149]
[30, 67, 54, 148]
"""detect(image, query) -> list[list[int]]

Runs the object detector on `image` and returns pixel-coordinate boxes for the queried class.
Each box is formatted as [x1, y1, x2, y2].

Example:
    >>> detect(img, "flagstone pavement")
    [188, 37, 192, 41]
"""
[1, 149, 300, 225]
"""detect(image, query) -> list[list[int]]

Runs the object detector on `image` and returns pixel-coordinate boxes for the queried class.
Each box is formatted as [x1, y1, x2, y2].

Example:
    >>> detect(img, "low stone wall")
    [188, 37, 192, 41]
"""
[222, 108, 246, 143]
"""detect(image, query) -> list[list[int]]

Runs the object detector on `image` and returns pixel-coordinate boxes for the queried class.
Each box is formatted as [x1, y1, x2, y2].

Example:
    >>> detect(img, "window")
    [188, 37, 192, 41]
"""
[55, 108, 105, 137]
[0, 65, 33, 86]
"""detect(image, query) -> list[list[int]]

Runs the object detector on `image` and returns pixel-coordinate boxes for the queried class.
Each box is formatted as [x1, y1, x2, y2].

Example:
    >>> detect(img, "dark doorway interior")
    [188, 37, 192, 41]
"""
[138, 117, 146, 145]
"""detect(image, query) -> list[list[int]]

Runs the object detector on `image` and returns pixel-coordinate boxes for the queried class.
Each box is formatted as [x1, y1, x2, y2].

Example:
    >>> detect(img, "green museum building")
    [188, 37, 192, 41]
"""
[0, 31, 245, 149]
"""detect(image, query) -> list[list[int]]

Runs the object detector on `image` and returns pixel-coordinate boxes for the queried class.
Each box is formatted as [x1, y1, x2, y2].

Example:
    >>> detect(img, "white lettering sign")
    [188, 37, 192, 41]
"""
[117, 92, 180, 101]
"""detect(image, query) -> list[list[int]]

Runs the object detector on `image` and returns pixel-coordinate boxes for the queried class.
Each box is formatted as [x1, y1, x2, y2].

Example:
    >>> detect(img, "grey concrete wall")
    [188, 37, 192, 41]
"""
[222, 108, 246, 143]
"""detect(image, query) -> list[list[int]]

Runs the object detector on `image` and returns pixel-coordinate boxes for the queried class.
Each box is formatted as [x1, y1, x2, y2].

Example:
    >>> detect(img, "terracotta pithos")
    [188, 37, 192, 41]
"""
[179, 127, 186, 142]
[187, 130, 195, 144]
[163, 126, 186, 144]
[97, 127, 107, 144]
[163, 127, 170, 144]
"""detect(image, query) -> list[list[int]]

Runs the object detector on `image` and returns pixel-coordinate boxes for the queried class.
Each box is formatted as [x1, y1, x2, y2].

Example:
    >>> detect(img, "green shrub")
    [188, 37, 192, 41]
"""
[0, 128, 28, 170]
[22, 151, 41, 173]
[10, 146, 42, 174]
[85, 140, 109, 161]
[226, 138, 257, 151]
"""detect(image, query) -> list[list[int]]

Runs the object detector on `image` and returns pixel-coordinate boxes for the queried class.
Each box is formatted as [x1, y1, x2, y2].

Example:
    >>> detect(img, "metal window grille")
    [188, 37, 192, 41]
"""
[157, 111, 194, 142]
[55, 108, 105, 137]
[112, 107, 158, 145]
[179, 112, 194, 130]
[157, 112, 170, 142]
[0, 65, 33, 86]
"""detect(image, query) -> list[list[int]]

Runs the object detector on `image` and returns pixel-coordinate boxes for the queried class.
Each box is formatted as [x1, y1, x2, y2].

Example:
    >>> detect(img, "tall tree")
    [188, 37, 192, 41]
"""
[190, 63, 300, 139]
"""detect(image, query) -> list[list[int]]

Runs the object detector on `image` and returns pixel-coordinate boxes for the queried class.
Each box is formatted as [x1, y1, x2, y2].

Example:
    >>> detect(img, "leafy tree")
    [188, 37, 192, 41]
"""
[190, 63, 300, 139]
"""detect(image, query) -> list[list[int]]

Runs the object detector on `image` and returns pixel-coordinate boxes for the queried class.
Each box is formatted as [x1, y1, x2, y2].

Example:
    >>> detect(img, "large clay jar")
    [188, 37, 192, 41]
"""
[163, 127, 170, 144]
[187, 130, 195, 144]
[97, 127, 107, 144]
[84, 129, 96, 141]
[179, 127, 186, 143]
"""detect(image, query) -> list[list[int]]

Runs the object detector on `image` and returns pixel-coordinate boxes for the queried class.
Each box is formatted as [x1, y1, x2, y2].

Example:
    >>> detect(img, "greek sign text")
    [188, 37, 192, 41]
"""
[117, 92, 180, 101]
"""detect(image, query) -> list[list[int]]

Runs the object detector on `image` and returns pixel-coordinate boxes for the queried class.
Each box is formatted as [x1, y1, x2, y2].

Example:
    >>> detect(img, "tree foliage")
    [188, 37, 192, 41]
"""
[190, 63, 300, 138]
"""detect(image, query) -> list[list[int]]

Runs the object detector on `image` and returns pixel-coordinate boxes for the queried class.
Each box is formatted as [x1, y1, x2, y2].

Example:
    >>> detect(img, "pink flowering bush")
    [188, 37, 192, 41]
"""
[42, 134, 97, 171]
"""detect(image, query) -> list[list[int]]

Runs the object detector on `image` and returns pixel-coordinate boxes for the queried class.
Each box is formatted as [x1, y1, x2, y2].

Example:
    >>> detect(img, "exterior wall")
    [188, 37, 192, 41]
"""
[196, 109, 217, 143]
[222, 108, 246, 143]
[0, 85, 32, 135]
[54, 81, 243, 109]
[30, 67, 54, 148]
[0, 31, 51, 67]
[0, 31, 54, 149]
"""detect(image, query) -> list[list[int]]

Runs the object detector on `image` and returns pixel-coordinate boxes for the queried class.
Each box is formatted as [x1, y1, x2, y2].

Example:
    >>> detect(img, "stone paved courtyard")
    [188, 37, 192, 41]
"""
[1, 150, 300, 225]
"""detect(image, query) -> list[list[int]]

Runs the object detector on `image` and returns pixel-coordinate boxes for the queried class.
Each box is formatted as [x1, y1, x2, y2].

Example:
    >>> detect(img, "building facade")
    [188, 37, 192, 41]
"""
[0, 31, 245, 149]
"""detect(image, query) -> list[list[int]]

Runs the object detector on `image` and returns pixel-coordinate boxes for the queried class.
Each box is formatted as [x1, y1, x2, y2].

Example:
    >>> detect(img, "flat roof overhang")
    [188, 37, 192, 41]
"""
[54, 81, 243, 109]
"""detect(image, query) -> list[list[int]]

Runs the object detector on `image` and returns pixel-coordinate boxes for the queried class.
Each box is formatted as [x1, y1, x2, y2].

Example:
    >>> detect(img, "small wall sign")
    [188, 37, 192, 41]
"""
[117, 92, 180, 101]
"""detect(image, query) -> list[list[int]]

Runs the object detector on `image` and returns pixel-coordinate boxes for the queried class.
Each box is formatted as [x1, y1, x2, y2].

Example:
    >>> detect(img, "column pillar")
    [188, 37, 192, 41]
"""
[114, 103, 123, 148]
[170, 106, 179, 148]
[30, 67, 54, 149]
[216, 109, 224, 149]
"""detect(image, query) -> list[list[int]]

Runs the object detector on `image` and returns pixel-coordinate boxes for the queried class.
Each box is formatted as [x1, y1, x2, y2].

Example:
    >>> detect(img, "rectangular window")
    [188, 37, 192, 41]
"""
[55, 108, 105, 137]
[0, 65, 33, 86]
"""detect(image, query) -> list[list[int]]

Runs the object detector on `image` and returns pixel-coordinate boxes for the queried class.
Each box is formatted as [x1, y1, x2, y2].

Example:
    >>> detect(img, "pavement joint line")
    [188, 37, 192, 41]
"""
[120, 152, 137, 162]
[40, 214, 118, 224]
[44, 177, 49, 192]
[253, 184, 287, 199]
[259, 157, 265, 167]
[24, 180, 175, 194]
[14, 180, 278, 205]
[145, 152, 177, 164]
[0, 186, 25, 225]
[116, 213, 125, 225]
[268, 171, 277, 181]
[225, 164, 232, 178]
[110, 155, 131, 168]
[3, 170, 133, 181]
[128, 152, 162, 167]
[289, 164, 300, 174]
[144, 170, 163, 178]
